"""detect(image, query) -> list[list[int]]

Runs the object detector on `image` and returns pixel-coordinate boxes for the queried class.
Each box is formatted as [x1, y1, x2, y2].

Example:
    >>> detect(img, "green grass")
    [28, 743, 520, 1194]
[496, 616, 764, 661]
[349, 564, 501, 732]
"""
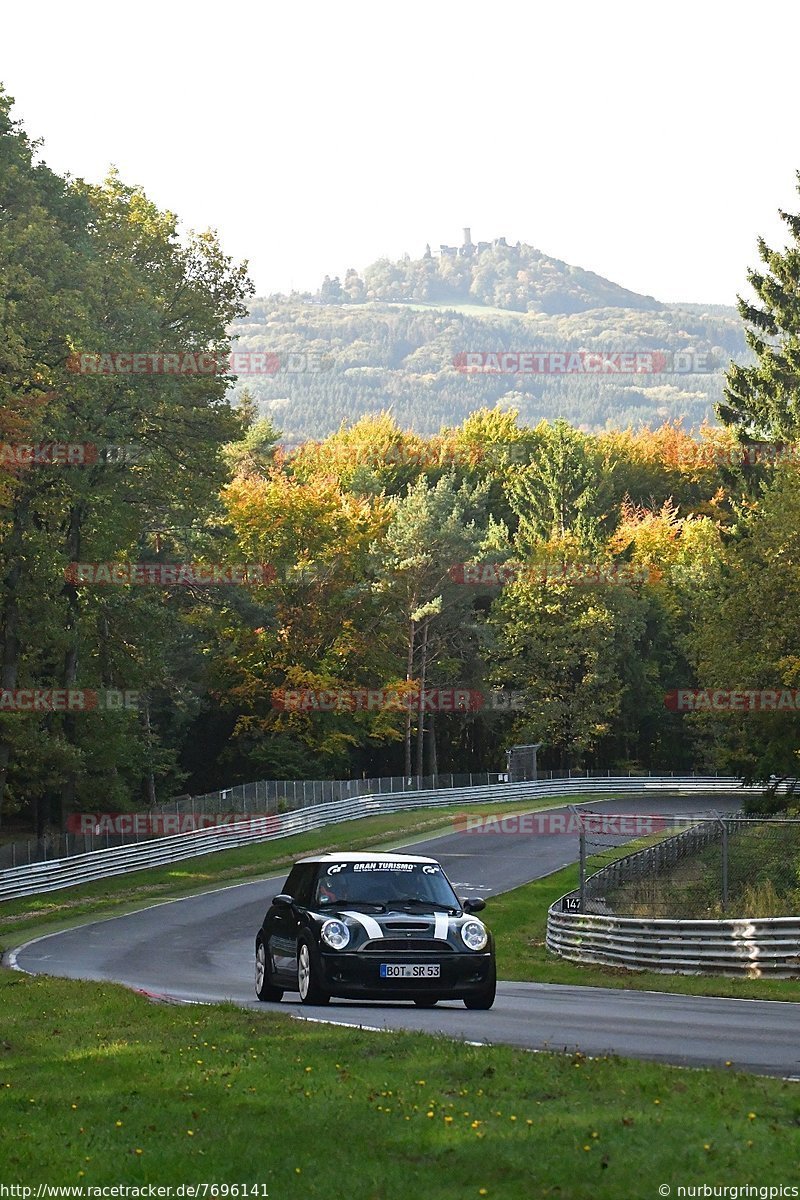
[375, 300, 532, 320]
[0, 970, 797, 1197]
[0, 795, 593, 949]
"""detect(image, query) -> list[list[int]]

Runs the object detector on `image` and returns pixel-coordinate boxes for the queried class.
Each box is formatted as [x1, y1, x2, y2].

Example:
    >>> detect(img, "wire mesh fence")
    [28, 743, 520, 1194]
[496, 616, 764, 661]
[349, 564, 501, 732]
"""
[0, 767, 713, 870]
[0, 772, 506, 868]
[571, 808, 800, 919]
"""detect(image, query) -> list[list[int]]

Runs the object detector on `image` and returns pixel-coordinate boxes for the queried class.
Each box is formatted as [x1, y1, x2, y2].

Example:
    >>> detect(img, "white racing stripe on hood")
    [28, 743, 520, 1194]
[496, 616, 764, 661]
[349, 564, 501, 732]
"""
[433, 912, 450, 940]
[340, 910, 384, 940]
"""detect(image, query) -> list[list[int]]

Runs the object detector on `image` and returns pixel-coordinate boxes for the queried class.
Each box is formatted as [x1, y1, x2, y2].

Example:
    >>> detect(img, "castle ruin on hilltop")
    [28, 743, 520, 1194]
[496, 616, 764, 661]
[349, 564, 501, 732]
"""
[437, 229, 512, 258]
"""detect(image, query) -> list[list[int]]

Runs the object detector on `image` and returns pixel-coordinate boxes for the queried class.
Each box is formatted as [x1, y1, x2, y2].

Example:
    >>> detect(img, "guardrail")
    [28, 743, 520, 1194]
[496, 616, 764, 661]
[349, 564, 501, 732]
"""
[0, 775, 748, 902]
[547, 906, 800, 978]
[547, 812, 800, 978]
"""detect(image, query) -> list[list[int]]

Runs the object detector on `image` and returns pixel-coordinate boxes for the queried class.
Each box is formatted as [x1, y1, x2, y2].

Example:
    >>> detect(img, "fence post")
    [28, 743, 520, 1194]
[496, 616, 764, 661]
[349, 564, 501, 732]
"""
[720, 815, 729, 913]
[568, 805, 586, 910]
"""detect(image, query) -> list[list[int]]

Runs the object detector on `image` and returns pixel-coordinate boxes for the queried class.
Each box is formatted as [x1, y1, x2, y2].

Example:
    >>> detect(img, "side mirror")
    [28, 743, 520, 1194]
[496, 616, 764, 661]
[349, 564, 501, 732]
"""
[272, 893, 294, 909]
[462, 897, 485, 914]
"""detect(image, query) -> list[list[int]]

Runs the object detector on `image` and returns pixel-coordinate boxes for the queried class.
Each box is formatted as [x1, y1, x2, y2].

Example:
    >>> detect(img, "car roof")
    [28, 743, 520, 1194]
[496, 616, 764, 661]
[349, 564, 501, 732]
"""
[295, 851, 440, 866]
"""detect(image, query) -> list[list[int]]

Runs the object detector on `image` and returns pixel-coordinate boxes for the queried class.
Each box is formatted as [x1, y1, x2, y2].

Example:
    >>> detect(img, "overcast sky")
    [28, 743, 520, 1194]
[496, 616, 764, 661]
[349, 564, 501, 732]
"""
[4, 0, 798, 306]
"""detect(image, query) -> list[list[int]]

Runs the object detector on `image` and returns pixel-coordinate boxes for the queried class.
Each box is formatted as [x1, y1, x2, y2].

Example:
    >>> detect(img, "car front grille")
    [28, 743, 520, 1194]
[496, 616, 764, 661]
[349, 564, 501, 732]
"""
[363, 939, 453, 953]
[381, 922, 430, 931]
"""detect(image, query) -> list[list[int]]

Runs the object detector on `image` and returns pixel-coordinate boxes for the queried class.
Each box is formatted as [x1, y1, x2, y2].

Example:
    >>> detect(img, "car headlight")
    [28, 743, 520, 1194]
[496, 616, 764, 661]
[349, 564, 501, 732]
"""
[460, 919, 488, 951]
[320, 919, 351, 950]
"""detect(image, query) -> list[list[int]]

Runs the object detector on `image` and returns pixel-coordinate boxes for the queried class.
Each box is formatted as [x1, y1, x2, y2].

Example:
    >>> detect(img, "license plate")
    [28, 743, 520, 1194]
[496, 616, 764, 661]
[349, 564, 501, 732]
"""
[380, 963, 440, 979]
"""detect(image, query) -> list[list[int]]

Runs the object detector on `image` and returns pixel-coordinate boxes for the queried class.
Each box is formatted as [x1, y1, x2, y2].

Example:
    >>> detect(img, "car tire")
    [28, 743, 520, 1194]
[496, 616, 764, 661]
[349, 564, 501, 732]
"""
[413, 997, 439, 1007]
[297, 940, 331, 1005]
[463, 964, 496, 1010]
[255, 939, 284, 1003]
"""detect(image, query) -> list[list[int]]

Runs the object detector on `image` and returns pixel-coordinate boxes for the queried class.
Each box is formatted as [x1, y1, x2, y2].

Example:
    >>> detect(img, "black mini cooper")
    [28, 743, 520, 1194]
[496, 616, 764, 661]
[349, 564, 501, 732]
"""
[254, 851, 496, 1008]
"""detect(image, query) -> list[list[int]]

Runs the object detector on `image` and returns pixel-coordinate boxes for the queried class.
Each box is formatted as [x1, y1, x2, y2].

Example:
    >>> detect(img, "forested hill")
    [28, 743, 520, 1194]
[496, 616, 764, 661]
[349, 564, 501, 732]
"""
[230, 238, 749, 442]
[321, 237, 664, 314]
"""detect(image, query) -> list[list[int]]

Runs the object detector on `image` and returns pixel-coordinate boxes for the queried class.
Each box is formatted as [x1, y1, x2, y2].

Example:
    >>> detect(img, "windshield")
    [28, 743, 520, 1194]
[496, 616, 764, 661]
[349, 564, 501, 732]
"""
[312, 860, 460, 910]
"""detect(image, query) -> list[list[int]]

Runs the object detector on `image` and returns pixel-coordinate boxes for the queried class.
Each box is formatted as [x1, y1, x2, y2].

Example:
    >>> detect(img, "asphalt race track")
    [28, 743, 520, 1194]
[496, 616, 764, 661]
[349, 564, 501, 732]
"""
[10, 794, 800, 1078]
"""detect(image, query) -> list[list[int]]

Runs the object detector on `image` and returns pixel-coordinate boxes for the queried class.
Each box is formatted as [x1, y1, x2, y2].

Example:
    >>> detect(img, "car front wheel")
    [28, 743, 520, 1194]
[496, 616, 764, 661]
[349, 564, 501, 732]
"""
[297, 940, 331, 1005]
[463, 963, 496, 1010]
[255, 940, 284, 1002]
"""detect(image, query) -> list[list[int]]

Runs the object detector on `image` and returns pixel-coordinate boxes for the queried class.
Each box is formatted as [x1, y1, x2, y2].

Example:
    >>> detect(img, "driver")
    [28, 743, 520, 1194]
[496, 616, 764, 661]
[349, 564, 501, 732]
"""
[317, 872, 350, 906]
[317, 878, 338, 905]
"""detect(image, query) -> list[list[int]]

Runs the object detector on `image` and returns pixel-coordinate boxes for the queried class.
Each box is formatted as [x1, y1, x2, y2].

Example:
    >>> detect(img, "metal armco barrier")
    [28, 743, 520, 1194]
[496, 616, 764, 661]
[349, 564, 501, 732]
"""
[547, 906, 800, 978]
[548, 811, 800, 978]
[0, 775, 746, 902]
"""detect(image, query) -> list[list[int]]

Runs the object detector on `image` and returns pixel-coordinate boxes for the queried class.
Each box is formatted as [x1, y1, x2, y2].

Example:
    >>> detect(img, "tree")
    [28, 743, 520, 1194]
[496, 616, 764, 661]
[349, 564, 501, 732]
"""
[488, 572, 627, 768]
[722, 172, 800, 439]
[688, 468, 800, 792]
[374, 473, 489, 775]
[222, 416, 281, 477]
[506, 420, 616, 551]
[0, 86, 96, 826]
[219, 467, 393, 776]
[236, 386, 260, 429]
[0, 91, 254, 828]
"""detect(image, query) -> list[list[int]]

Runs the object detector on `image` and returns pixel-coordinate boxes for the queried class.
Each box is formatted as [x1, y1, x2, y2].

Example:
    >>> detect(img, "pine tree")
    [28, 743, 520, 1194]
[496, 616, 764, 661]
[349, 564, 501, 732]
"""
[721, 172, 800, 439]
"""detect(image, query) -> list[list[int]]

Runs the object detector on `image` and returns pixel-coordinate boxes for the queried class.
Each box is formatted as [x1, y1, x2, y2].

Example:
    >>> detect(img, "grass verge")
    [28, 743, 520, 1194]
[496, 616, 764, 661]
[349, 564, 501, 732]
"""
[0, 970, 797, 1198]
